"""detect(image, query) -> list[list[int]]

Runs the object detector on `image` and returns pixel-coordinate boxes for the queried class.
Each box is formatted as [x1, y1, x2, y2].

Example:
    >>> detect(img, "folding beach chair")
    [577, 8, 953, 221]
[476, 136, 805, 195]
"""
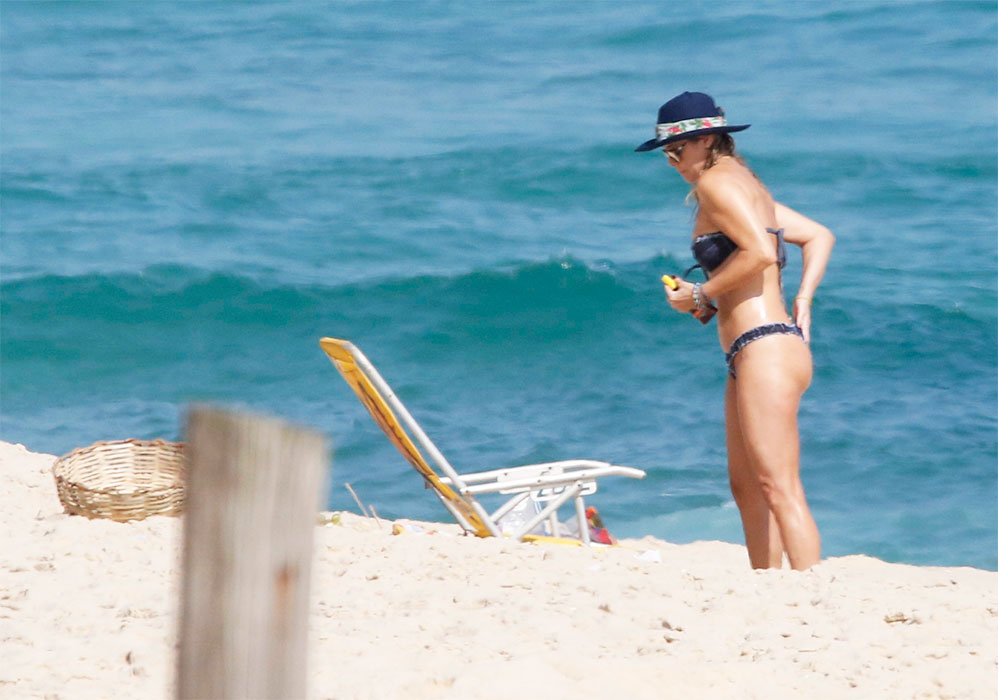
[319, 337, 646, 545]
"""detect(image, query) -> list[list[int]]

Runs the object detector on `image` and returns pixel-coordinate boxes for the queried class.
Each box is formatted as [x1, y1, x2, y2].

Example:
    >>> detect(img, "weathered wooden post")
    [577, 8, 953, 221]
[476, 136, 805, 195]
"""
[177, 406, 328, 700]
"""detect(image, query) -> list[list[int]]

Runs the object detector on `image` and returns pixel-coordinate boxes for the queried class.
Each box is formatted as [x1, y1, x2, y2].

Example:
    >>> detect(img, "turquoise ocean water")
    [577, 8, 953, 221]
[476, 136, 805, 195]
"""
[2, 1, 995, 569]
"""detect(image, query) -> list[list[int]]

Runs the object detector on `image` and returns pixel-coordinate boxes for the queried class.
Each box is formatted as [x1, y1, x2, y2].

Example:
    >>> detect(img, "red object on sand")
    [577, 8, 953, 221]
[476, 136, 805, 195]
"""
[586, 506, 617, 545]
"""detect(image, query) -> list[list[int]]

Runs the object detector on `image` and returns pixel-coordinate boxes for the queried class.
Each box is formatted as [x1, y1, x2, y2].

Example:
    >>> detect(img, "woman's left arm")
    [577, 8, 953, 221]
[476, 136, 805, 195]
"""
[669, 172, 780, 310]
[775, 202, 835, 342]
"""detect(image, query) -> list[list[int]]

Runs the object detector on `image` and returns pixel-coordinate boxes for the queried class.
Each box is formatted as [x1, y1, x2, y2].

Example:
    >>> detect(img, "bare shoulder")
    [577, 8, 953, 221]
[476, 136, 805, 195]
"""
[695, 166, 737, 201]
[696, 163, 754, 207]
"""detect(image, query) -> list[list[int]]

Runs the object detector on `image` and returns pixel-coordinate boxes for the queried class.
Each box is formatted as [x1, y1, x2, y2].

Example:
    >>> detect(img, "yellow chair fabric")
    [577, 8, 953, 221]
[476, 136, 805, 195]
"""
[319, 338, 492, 537]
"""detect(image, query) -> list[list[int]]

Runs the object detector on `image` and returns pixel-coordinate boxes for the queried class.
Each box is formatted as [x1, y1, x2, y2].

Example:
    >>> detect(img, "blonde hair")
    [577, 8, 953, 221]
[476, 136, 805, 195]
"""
[703, 133, 746, 170]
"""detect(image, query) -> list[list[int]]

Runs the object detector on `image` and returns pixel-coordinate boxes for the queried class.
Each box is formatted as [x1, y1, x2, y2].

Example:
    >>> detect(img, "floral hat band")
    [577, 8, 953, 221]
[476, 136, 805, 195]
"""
[656, 116, 729, 140]
[635, 91, 750, 152]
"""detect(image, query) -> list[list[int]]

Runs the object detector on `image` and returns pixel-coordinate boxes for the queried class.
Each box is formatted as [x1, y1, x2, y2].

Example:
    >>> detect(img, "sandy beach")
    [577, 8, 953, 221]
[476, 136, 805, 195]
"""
[1, 439, 995, 699]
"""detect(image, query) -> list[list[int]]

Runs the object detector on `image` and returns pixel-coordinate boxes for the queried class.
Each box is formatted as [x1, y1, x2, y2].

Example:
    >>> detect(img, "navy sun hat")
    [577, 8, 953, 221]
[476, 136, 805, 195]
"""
[635, 91, 750, 152]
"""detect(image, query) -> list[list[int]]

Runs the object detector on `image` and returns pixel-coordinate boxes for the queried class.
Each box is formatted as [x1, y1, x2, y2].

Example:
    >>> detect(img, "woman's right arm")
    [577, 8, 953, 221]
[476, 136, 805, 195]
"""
[775, 202, 835, 342]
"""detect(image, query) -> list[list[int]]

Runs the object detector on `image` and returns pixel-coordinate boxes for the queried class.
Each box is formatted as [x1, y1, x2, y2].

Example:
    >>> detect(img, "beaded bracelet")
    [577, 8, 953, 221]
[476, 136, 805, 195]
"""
[693, 283, 711, 311]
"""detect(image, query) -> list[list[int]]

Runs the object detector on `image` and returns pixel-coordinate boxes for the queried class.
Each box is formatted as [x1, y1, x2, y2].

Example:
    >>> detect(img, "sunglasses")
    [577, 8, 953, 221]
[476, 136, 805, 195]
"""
[663, 141, 689, 164]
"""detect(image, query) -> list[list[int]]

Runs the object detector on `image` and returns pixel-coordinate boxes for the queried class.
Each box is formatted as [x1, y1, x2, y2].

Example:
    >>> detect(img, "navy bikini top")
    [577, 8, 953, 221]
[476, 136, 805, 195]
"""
[691, 227, 787, 277]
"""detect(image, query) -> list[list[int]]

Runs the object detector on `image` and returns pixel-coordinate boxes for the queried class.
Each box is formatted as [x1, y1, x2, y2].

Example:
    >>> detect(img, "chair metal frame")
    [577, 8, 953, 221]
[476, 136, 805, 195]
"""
[320, 337, 645, 544]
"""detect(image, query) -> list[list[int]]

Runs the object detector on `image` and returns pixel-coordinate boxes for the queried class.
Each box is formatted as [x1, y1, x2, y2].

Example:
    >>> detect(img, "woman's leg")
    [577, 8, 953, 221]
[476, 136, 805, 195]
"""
[726, 377, 784, 568]
[731, 334, 820, 570]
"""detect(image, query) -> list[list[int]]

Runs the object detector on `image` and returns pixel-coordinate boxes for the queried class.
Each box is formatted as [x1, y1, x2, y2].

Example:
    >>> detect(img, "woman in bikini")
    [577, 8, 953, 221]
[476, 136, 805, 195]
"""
[636, 92, 835, 570]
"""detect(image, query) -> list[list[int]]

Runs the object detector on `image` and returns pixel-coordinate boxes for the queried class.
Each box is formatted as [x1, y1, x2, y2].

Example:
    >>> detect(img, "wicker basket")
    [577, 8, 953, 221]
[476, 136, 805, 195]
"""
[53, 439, 186, 521]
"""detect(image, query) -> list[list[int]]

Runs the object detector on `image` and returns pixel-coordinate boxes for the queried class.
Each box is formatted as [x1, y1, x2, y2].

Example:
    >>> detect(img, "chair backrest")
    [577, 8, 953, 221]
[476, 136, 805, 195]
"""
[319, 337, 492, 537]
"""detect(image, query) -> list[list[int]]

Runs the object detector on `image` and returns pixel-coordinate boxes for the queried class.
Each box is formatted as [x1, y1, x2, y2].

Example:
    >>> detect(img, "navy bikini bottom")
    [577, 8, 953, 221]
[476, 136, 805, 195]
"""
[725, 323, 804, 379]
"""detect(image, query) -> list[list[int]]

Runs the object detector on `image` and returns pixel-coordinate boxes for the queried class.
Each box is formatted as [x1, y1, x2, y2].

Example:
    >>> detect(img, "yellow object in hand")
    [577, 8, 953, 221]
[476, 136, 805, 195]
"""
[661, 274, 679, 290]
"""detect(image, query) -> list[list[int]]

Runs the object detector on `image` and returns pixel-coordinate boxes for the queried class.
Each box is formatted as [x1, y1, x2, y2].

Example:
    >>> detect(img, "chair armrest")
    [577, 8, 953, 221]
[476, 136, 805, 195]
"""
[445, 461, 645, 496]
[457, 460, 646, 484]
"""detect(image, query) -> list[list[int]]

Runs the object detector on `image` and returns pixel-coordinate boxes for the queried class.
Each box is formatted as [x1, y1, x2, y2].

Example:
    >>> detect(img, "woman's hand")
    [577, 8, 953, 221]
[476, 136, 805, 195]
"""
[664, 276, 697, 313]
[793, 297, 811, 343]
